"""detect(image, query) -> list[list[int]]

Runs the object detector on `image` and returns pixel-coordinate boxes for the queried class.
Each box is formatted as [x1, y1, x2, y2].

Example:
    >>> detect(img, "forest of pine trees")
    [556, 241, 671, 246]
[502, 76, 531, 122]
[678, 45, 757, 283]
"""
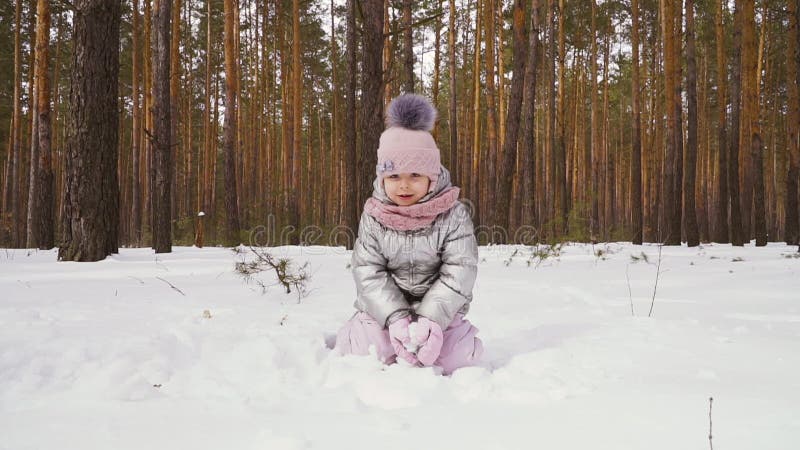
[0, 0, 798, 260]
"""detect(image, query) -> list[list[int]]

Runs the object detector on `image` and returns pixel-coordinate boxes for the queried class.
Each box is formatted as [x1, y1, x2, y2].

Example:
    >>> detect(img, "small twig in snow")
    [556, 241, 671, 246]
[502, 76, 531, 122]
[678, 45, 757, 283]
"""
[626, 264, 635, 316]
[648, 243, 664, 318]
[128, 276, 145, 285]
[708, 397, 714, 450]
[156, 276, 186, 296]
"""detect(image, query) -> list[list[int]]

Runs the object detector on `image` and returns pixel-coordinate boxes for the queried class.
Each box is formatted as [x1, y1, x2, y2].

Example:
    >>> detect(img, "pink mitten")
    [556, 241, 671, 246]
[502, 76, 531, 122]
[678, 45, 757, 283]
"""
[388, 316, 419, 365]
[413, 317, 444, 366]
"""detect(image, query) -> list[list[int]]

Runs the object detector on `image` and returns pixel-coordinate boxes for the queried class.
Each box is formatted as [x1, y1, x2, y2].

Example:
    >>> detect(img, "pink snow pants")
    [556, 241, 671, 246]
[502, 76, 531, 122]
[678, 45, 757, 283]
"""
[335, 312, 483, 374]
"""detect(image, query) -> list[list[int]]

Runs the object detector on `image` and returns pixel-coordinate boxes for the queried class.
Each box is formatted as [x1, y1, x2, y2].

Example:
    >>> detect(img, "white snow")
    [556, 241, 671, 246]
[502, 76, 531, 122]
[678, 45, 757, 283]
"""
[1, 242, 798, 449]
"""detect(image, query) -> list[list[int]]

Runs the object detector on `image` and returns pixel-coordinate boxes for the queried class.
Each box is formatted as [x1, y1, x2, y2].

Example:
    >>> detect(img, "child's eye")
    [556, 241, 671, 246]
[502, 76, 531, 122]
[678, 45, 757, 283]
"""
[411, 173, 421, 177]
[388, 174, 399, 179]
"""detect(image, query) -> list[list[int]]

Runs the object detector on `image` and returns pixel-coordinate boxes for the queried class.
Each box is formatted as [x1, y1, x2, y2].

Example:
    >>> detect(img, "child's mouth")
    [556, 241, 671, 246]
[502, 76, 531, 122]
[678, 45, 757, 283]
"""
[399, 194, 413, 199]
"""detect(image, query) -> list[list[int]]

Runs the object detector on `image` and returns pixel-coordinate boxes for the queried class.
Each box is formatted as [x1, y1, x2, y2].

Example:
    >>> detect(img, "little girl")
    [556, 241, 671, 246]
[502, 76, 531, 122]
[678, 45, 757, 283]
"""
[335, 94, 483, 374]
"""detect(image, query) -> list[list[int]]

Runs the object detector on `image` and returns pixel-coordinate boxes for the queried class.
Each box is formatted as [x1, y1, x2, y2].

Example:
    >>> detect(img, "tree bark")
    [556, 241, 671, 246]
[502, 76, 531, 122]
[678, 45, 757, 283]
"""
[402, 0, 414, 93]
[34, 0, 54, 249]
[631, 0, 643, 244]
[672, 3, 684, 244]
[589, 0, 599, 240]
[59, 0, 121, 262]
[432, 0, 442, 139]
[471, 0, 482, 223]
[483, 0, 498, 223]
[10, 0, 22, 247]
[519, 0, 540, 233]
[27, 0, 54, 250]
[738, 0, 754, 239]
[495, 0, 527, 241]
[546, 0, 556, 236]
[729, 1, 744, 245]
[203, 0, 212, 218]
[223, 0, 241, 244]
[742, 0, 766, 246]
[448, 0, 458, 186]
[797, 0, 800, 252]
[343, 0, 358, 243]
[292, 0, 302, 240]
[143, 0, 153, 235]
[786, 0, 800, 245]
[360, 0, 384, 211]
[170, 0, 181, 221]
[714, 0, 729, 242]
[556, 0, 567, 233]
[152, 0, 172, 253]
[132, 0, 142, 244]
[684, 0, 699, 246]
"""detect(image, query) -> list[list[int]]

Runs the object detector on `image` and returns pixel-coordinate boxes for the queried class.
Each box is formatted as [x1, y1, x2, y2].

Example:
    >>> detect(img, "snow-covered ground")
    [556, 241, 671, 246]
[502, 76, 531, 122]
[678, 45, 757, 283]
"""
[1, 242, 798, 450]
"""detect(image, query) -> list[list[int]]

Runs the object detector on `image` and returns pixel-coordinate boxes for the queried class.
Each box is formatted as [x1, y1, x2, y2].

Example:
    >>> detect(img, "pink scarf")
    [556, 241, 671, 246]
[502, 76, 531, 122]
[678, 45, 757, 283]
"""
[364, 187, 461, 231]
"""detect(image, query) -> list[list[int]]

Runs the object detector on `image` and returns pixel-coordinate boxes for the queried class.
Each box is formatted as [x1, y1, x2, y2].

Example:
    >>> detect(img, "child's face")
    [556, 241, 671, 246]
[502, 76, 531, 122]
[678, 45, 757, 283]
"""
[383, 172, 431, 206]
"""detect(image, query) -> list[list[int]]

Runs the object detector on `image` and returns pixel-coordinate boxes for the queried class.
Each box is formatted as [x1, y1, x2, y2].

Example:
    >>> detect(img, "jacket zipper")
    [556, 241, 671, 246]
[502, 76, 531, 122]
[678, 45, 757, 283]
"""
[408, 233, 414, 286]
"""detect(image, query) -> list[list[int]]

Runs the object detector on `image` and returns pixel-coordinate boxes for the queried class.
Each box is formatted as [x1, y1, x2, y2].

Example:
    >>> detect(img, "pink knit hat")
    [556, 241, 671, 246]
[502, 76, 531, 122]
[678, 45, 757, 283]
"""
[376, 94, 441, 189]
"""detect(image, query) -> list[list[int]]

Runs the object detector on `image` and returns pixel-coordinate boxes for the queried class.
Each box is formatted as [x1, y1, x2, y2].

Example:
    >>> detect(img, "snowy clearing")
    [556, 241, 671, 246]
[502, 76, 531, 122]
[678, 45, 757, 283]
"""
[1, 242, 798, 450]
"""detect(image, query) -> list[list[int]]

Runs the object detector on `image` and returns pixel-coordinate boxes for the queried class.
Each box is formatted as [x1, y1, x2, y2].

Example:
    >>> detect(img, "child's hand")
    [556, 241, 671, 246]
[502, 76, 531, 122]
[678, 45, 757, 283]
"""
[413, 317, 444, 366]
[388, 317, 419, 365]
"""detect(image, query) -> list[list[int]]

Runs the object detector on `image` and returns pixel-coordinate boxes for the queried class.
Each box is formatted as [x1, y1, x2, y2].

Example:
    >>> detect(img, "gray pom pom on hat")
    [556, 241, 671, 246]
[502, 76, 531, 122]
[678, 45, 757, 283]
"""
[385, 93, 437, 131]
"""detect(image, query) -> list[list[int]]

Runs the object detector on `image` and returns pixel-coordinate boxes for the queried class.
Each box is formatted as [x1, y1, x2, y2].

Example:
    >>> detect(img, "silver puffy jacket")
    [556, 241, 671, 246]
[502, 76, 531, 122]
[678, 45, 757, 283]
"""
[351, 167, 479, 330]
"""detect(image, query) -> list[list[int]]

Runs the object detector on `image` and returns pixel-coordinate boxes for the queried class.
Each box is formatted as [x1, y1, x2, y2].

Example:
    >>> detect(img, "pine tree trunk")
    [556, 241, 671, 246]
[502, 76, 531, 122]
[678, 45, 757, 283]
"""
[729, 1, 744, 245]
[223, 0, 241, 244]
[279, 0, 291, 233]
[329, 0, 339, 225]
[58, 0, 121, 262]
[448, 0, 459, 185]
[343, 0, 357, 242]
[152, 0, 172, 253]
[402, 0, 414, 93]
[519, 0, 540, 234]
[34, 0, 54, 249]
[483, 0, 498, 223]
[432, 0, 442, 140]
[589, 0, 599, 240]
[360, 0, 384, 211]
[786, 0, 800, 245]
[382, 2, 392, 104]
[26, 79, 39, 249]
[496, 0, 527, 241]
[738, 0, 753, 240]
[291, 0, 302, 242]
[684, 0, 699, 247]
[170, 0, 181, 221]
[631, 0, 643, 244]
[144, 0, 154, 236]
[10, 0, 22, 247]
[202, 0, 210, 218]
[471, 0, 482, 225]
[714, 0, 729, 242]
[556, 0, 567, 233]
[2, 120, 11, 221]
[742, 0, 766, 246]
[497, 3, 506, 155]
[602, 33, 611, 239]
[546, 0, 556, 236]
[132, 0, 142, 245]
[26, 0, 54, 250]
[661, 0, 679, 244]
[672, 3, 684, 244]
